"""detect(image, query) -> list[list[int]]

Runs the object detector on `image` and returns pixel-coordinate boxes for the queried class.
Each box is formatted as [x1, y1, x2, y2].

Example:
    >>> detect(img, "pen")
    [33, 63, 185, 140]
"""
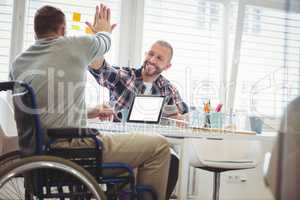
[215, 103, 223, 112]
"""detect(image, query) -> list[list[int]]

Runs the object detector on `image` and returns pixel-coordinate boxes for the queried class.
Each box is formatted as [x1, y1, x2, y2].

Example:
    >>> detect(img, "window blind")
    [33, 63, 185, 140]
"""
[142, 0, 224, 107]
[234, 5, 300, 125]
[23, 0, 122, 105]
[0, 0, 13, 81]
[24, 0, 121, 63]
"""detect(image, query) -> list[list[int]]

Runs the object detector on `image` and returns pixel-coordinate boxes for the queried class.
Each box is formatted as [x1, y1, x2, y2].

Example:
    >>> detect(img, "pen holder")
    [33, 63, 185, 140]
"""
[203, 112, 225, 128]
[249, 116, 263, 134]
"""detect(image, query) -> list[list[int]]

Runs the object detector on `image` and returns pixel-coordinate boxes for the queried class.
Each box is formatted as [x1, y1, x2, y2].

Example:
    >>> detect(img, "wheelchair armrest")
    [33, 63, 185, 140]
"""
[0, 81, 15, 91]
[46, 128, 102, 149]
[46, 128, 103, 178]
[47, 128, 99, 139]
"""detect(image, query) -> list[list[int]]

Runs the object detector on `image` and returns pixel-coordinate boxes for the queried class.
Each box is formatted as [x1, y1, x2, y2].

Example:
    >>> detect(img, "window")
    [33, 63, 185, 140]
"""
[2, 0, 299, 130]
[23, 0, 122, 105]
[0, 0, 13, 81]
[234, 5, 300, 124]
[142, 0, 224, 108]
[23, 0, 121, 63]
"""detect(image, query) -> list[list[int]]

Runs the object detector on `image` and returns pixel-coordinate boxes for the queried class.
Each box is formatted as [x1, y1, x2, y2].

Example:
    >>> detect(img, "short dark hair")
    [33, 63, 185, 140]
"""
[34, 5, 65, 38]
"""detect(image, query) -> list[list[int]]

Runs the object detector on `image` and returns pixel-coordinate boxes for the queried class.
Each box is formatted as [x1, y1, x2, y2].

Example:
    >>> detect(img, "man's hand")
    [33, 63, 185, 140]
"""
[172, 113, 189, 128]
[87, 104, 114, 121]
[85, 4, 117, 34]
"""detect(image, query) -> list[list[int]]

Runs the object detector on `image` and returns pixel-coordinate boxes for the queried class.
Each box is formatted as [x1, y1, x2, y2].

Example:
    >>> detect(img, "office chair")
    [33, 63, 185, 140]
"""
[187, 138, 262, 200]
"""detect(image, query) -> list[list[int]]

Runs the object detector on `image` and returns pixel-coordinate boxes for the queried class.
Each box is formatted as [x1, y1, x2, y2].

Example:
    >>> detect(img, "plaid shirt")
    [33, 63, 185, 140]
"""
[89, 61, 188, 114]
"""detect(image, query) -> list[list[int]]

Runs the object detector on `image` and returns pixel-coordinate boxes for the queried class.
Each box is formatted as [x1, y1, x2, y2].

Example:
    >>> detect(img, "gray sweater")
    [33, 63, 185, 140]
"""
[10, 32, 111, 129]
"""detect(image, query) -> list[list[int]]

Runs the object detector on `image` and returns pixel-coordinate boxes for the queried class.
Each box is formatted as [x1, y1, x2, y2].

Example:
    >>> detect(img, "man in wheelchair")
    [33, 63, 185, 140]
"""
[9, 4, 171, 200]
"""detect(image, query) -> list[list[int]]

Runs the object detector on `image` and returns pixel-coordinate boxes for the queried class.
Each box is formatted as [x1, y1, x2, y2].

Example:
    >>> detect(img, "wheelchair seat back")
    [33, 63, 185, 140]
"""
[0, 81, 103, 199]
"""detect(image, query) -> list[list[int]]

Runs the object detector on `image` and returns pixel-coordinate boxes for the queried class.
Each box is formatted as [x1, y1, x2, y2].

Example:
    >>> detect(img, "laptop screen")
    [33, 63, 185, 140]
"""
[127, 95, 165, 123]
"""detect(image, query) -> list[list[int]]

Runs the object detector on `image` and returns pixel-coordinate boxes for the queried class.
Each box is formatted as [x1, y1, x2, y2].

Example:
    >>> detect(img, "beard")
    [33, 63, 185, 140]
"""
[142, 60, 163, 77]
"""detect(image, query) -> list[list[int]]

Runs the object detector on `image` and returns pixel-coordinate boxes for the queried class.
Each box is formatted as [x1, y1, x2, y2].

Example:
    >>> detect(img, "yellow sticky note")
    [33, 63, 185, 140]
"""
[72, 25, 81, 31]
[85, 27, 93, 34]
[72, 12, 81, 22]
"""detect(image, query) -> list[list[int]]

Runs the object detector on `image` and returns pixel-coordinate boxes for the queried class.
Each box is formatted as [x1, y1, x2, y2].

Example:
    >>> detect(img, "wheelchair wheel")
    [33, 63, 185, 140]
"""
[0, 150, 21, 168]
[0, 155, 106, 200]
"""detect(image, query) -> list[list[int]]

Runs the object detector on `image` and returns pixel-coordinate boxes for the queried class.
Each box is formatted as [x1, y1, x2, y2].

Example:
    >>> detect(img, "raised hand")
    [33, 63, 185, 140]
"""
[85, 4, 117, 34]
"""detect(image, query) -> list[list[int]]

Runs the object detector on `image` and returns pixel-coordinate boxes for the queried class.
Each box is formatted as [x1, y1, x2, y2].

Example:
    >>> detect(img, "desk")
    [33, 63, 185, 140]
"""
[88, 121, 276, 200]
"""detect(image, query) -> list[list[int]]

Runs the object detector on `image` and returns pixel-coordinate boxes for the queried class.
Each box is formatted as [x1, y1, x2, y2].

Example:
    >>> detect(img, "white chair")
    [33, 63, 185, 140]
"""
[0, 93, 19, 155]
[187, 138, 262, 200]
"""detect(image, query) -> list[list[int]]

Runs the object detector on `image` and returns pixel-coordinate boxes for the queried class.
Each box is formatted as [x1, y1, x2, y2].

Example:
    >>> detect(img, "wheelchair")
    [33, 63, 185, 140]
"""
[0, 81, 158, 200]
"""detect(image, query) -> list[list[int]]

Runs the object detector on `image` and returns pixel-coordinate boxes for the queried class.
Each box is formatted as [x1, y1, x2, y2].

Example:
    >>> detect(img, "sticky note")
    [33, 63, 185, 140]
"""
[71, 25, 81, 31]
[85, 27, 93, 34]
[72, 12, 81, 22]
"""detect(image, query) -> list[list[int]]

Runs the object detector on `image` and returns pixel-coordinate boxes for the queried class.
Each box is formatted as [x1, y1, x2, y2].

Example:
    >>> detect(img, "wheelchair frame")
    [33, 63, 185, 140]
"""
[0, 81, 157, 200]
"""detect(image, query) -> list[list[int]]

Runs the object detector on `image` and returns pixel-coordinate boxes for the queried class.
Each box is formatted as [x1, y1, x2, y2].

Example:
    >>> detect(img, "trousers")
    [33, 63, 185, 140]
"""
[166, 149, 179, 199]
[53, 131, 171, 200]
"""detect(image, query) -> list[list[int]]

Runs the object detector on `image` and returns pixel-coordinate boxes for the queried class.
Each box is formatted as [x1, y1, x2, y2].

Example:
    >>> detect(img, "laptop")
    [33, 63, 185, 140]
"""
[126, 95, 166, 124]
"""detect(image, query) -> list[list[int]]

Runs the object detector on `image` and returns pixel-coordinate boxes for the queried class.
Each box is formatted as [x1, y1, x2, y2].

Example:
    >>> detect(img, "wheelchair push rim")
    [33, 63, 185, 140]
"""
[0, 155, 106, 200]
